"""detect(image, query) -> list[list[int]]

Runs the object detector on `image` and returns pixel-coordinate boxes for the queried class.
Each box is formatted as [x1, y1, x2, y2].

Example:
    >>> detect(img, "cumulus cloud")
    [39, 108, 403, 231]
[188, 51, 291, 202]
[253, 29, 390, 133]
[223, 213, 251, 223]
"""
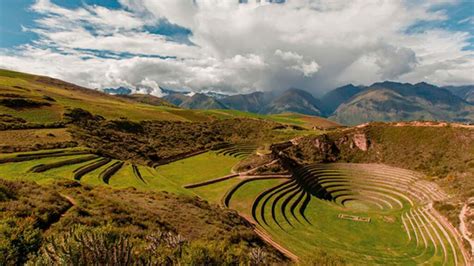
[0, 0, 473, 95]
[275, 49, 320, 77]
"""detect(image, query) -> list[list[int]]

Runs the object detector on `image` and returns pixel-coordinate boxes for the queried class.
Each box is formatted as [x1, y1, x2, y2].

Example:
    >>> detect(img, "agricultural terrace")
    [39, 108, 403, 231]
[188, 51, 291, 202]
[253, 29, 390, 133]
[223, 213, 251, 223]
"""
[216, 163, 471, 264]
[0, 143, 260, 198]
[0, 148, 191, 195]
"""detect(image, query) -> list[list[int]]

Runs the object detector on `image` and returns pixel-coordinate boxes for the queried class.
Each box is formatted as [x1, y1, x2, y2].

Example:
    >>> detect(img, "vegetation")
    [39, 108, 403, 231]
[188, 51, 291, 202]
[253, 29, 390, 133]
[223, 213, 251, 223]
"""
[279, 123, 474, 198]
[0, 178, 287, 265]
[67, 108, 282, 165]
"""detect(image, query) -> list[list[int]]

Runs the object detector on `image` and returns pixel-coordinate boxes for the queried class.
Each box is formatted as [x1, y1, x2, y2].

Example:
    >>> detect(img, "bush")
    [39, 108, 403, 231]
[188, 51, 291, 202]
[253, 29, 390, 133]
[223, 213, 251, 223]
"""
[32, 226, 133, 265]
[0, 217, 42, 265]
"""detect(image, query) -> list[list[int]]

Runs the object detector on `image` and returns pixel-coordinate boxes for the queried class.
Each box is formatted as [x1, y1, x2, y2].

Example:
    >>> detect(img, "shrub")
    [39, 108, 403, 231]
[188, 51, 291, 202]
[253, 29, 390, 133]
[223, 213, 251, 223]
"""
[33, 226, 133, 265]
[0, 217, 42, 265]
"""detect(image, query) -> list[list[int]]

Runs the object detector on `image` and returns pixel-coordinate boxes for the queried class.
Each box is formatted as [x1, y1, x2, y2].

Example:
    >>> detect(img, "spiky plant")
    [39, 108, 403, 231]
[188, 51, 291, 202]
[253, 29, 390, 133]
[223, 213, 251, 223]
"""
[34, 227, 133, 265]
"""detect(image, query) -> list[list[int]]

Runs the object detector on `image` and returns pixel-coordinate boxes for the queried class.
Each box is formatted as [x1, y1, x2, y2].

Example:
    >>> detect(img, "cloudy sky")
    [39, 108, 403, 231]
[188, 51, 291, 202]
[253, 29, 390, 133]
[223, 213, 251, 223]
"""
[0, 0, 473, 96]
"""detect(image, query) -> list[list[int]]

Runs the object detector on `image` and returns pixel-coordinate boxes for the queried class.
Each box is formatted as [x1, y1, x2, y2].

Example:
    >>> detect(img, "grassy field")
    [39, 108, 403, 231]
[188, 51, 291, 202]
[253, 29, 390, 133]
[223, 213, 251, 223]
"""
[0, 147, 255, 199]
[155, 151, 241, 187]
[200, 109, 340, 129]
[0, 128, 72, 146]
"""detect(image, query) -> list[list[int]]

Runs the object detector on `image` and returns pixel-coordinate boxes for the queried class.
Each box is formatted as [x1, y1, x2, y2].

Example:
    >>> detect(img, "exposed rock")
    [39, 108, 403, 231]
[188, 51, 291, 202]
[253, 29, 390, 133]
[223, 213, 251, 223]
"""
[352, 133, 369, 151]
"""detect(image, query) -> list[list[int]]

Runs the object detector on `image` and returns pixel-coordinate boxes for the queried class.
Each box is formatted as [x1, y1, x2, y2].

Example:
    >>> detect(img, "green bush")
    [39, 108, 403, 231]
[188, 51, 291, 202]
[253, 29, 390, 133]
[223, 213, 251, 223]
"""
[32, 226, 133, 265]
[0, 217, 42, 265]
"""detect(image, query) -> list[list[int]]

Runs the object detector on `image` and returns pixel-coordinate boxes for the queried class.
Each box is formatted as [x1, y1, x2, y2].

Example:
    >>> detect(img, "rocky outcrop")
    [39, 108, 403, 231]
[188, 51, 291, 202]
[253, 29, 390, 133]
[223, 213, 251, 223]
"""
[351, 133, 369, 151]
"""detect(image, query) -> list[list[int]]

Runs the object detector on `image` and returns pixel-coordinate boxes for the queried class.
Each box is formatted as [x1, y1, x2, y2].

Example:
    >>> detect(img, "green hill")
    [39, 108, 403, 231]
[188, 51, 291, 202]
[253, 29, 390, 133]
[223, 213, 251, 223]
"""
[0, 69, 212, 123]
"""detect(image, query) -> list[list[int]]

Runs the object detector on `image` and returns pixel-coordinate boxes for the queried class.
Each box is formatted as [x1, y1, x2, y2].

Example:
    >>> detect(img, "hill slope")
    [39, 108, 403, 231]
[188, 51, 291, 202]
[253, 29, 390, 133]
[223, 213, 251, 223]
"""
[180, 93, 228, 109]
[262, 88, 323, 116]
[0, 69, 335, 129]
[444, 85, 474, 104]
[319, 84, 364, 115]
[219, 91, 273, 113]
[0, 69, 213, 122]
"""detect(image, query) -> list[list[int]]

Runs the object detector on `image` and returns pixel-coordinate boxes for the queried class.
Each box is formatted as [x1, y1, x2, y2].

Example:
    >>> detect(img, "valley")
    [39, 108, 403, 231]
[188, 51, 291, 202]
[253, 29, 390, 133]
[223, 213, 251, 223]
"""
[0, 70, 473, 265]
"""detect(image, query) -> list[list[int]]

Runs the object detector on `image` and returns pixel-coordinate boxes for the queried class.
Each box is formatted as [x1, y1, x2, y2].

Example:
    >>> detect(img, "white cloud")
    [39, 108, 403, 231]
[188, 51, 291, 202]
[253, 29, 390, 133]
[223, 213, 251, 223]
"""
[458, 16, 474, 25]
[0, 0, 473, 96]
[275, 49, 320, 77]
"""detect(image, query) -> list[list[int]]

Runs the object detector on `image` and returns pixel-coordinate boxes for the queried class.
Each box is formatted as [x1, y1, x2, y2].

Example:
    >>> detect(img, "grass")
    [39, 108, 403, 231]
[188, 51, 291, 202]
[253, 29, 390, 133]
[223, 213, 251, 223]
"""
[155, 151, 241, 186]
[0, 128, 72, 146]
[0, 155, 95, 184]
[228, 178, 286, 213]
[199, 109, 340, 129]
[190, 178, 242, 204]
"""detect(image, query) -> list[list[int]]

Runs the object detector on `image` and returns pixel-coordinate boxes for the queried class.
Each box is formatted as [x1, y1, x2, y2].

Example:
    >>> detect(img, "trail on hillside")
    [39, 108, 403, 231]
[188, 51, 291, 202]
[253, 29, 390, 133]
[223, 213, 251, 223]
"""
[459, 198, 474, 258]
[43, 193, 77, 233]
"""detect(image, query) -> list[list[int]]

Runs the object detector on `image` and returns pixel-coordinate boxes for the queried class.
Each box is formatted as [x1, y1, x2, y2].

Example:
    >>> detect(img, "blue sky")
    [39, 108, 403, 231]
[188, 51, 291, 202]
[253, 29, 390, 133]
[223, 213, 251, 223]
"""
[0, 0, 473, 95]
[0, 0, 193, 48]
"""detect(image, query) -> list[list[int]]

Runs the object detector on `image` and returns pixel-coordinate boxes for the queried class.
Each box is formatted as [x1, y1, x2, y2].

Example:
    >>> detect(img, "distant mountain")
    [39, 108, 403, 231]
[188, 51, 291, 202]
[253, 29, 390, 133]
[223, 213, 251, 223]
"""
[179, 93, 227, 109]
[331, 81, 474, 125]
[162, 93, 190, 106]
[102, 87, 132, 95]
[102, 81, 474, 125]
[262, 88, 323, 116]
[119, 94, 175, 107]
[319, 84, 364, 115]
[219, 91, 273, 113]
[161, 88, 323, 115]
[444, 85, 474, 104]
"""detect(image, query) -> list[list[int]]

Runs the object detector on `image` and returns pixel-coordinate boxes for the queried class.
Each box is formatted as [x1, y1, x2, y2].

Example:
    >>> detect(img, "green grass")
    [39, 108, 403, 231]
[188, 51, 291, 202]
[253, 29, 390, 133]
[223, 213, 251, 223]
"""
[107, 163, 192, 195]
[155, 151, 241, 186]
[200, 109, 308, 126]
[0, 155, 94, 184]
[228, 178, 286, 213]
[190, 178, 242, 204]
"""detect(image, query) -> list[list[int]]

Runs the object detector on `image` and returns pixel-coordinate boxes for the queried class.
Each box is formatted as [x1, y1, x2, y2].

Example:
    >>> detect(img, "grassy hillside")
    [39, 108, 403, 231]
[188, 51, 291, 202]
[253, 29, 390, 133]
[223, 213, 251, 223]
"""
[0, 69, 336, 129]
[280, 123, 473, 184]
[0, 69, 205, 122]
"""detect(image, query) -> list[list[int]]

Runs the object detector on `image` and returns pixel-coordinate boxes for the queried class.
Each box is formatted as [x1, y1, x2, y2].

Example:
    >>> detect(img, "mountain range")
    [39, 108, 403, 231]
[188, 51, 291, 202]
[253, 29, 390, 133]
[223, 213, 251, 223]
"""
[107, 82, 474, 125]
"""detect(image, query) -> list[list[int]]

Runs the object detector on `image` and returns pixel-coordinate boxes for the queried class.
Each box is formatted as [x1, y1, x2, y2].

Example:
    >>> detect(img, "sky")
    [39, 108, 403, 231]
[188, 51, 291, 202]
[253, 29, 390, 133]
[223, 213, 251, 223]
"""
[0, 0, 473, 96]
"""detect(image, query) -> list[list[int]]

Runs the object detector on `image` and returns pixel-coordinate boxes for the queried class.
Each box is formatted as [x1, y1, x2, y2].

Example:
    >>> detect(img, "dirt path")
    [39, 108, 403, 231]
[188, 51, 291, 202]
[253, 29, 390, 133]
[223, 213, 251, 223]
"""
[60, 193, 77, 207]
[238, 174, 292, 180]
[232, 159, 280, 175]
[459, 198, 474, 258]
[43, 193, 77, 233]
